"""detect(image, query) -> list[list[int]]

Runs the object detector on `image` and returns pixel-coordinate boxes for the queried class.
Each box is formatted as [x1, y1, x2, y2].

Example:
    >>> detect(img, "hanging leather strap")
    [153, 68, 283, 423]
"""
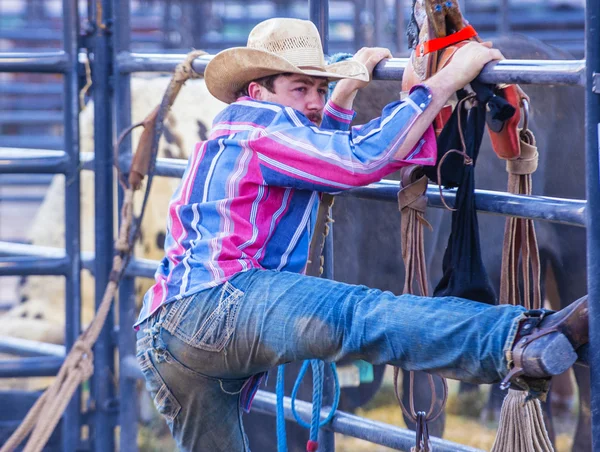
[306, 194, 335, 277]
[398, 166, 432, 296]
[394, 165, 448, 436]
[499, 128, 541, 310]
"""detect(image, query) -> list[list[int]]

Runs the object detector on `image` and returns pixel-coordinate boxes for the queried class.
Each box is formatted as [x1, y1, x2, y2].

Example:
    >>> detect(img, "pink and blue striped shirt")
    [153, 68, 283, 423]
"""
[135, 85, 436, 326]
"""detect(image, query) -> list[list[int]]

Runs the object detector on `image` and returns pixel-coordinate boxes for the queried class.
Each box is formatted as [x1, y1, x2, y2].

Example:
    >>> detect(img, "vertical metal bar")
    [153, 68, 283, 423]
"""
[353, 0, 364, 50]
[62, 0, 82, 449]
[497, 0, 510, 35]
[92, 0, 116, 449]
[373, 0, 383, 47]
[114, 0, 138, 450]
[309, 0, 329, 54]
[395, 0, 405, 55]
[163, 0, 173, 49]
[586, 0, 600, 448]
[309, 1, 335, 448]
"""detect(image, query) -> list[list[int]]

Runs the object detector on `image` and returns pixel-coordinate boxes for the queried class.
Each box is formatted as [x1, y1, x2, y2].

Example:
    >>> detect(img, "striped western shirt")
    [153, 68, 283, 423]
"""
[135, 85, 436, 326]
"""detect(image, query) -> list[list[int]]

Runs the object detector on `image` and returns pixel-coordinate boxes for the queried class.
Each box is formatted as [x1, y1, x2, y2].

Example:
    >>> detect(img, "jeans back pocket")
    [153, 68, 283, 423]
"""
[168, 281, 245, 353]
[137, 349, 182, 423]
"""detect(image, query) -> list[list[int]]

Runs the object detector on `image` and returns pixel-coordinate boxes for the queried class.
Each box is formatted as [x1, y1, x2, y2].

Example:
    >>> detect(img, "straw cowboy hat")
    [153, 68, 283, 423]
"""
[204, 18, 370, 104]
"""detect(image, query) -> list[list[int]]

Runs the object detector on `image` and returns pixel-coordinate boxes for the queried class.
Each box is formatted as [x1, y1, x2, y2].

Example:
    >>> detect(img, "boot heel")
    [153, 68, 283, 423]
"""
[521, 332, 577, 378]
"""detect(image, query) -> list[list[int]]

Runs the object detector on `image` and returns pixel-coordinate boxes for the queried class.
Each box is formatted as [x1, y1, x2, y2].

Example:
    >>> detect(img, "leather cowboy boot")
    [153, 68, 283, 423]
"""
[501, 295, 589, 392]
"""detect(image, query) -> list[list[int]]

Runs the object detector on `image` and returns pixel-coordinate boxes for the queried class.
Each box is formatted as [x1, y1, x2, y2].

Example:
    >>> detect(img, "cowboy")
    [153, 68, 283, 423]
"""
[135, 18, 589, 451]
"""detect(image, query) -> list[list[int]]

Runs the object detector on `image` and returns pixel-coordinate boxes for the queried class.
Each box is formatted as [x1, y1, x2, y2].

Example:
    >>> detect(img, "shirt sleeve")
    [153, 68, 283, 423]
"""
[249, 85, 437, 192]
[320, 100, 355, 131]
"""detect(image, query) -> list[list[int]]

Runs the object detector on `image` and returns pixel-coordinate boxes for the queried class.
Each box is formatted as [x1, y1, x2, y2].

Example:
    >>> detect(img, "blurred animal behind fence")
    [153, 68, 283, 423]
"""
[0, 76, 226, 345]
[333, 34, 588, 450]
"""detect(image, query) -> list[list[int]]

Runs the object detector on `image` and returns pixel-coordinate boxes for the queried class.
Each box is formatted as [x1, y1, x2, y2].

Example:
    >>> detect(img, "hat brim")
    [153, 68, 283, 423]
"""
[204, 47, 369, 104]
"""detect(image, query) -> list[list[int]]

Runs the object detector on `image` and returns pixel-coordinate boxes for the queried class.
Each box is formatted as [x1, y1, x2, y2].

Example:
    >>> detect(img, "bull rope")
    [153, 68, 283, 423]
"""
[0, 49, 207, 452]
[490, 101, 554, 452]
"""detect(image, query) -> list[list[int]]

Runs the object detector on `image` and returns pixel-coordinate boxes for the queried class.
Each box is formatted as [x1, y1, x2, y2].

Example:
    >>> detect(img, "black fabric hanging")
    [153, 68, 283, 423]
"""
[423, 86, 513, 305]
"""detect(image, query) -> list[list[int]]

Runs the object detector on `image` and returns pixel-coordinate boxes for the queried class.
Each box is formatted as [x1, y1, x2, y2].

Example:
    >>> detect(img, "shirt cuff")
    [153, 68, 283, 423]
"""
[324, 100, 356, 124]
[407, 84, 434, 113]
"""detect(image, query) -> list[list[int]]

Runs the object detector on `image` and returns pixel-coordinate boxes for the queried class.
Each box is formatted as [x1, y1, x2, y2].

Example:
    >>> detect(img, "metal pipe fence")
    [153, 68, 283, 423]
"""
[0, 3, 83, 451]
[116, 51, 586, 86]
[584, 0, 600, 447]
[0, 0, 597, 450]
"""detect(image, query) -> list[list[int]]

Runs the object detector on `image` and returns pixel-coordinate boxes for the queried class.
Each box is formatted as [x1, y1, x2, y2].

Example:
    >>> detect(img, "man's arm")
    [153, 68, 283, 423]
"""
[330, 47, 393, 110]
[330, 42, 503, 159]
[248, 42, 503, 192]
[248, 91, 436, 192]
[394, 41, 503, 160]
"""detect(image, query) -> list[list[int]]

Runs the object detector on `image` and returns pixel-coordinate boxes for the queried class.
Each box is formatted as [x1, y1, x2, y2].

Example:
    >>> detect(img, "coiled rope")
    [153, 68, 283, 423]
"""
[276, 361, 340, 452]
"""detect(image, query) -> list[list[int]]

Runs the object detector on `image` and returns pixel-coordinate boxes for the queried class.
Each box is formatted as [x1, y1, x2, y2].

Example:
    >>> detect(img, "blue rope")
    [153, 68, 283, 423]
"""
[309, 361, 324, 444]
[276, 364, 288, 452]
[289, 360, 341, 450]
[275, 360, 341, 451]
[275, 52, 347, 443]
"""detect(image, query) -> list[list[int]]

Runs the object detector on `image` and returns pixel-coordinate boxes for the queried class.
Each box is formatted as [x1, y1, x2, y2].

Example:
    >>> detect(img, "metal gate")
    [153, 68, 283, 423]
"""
[0, 0, 598, 450]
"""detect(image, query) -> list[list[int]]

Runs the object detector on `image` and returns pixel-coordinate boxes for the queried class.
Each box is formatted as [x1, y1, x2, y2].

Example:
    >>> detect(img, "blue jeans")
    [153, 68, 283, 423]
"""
[136, 268, 526, 451]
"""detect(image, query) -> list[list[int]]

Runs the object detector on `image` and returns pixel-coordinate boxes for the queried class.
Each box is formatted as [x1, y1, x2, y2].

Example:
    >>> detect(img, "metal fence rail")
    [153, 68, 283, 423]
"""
[0, 0, 83, 450]
[116, 51, 586, 86]
[0, 51, 70, 73]
[110, 0, 599, 448]
[584, 0, 600, 447]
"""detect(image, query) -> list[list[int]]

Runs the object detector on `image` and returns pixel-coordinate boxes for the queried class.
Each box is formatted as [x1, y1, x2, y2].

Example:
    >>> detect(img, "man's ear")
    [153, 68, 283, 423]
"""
[248, 82, 263, 100]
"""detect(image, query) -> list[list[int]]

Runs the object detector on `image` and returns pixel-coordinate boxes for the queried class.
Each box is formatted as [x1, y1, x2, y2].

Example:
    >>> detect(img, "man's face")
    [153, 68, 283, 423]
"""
[252, 74, 328, 125]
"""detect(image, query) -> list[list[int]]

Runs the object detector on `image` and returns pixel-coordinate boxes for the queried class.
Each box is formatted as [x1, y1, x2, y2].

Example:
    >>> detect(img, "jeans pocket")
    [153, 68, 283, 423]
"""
[137, 349, 182, 423]
[191, 282, 244, 352]
[169, 281, 245, 353]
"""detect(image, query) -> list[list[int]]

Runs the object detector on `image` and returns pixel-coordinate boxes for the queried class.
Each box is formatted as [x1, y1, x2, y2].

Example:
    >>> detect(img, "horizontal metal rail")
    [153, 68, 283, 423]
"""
[0, 111, 63, 125]
[3, 97, 63, 111]
[1, 82, 63, 95]
[0, 242, 66, 259]
[0, 136, 63, 150]
[375, 58, 585, 86]
[0, 194, 45, 203]
[0, 337, 65, 358]
[0, 241, 158, 279]
[116, 51, 586, 86]
[0, 256, 70, 276]
[0, 148, 70, 173]
[0, 29, 162, 44]
[117, 356, 482, 452]
[110, 155, 587, 227]
[0, 51, 70, 73]
[348, 182, 587, 227]
[0, 356, 64, 378]
[253, 391, 484, 452]
[0, 174, 54, 185]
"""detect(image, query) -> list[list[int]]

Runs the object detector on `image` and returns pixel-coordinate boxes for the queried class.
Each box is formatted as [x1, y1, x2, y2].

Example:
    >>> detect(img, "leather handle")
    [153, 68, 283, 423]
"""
[129, 105, 160, 190]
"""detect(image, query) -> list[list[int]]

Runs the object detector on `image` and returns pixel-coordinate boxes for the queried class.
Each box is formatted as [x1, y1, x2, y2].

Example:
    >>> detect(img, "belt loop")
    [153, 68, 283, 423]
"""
[162, 298, 184, 333]
[149, 306, 170, 363]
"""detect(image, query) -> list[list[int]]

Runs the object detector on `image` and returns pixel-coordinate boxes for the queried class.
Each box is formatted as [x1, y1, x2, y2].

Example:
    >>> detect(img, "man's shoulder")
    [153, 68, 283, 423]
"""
[216, 97, 288, 127]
